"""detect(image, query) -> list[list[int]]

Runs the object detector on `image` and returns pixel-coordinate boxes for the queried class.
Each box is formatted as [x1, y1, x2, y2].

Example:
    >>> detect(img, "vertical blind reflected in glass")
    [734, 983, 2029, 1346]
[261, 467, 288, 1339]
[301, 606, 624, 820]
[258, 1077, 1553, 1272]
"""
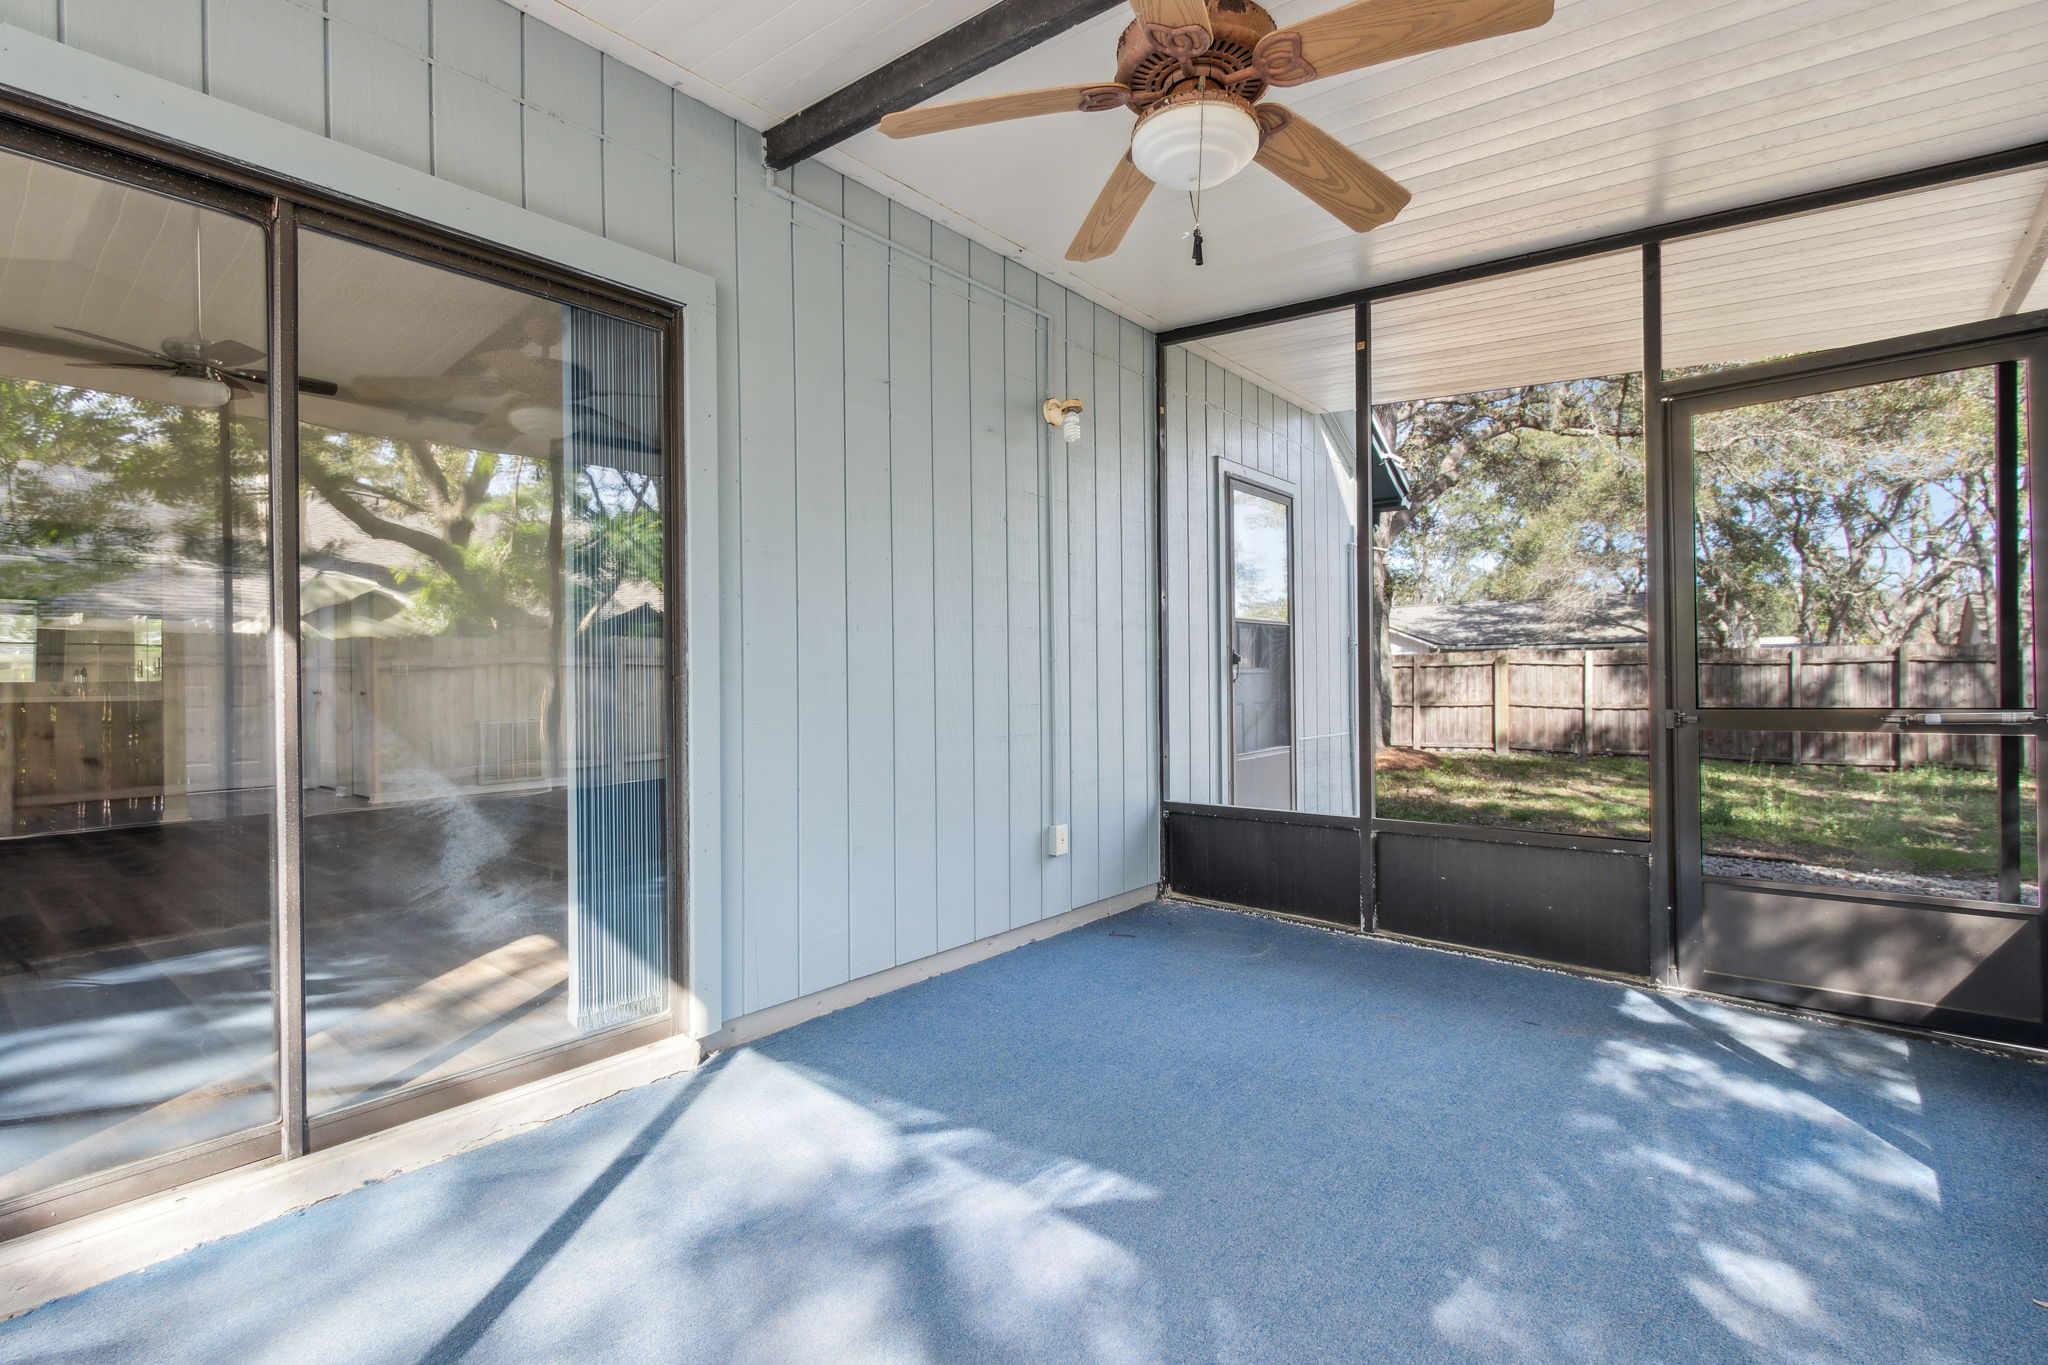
[296, 230, 668, 1118]
[0, 150, 276, 1205]
[1161, 312, 1360, 816]
[1369, 254, 1649, 840]
[1691, 366, 2029, 709]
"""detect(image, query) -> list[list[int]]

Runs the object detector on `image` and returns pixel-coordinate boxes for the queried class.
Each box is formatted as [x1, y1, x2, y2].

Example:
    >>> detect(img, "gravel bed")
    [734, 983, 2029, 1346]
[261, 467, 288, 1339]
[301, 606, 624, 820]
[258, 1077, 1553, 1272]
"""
[1703, 854, 2039, 905]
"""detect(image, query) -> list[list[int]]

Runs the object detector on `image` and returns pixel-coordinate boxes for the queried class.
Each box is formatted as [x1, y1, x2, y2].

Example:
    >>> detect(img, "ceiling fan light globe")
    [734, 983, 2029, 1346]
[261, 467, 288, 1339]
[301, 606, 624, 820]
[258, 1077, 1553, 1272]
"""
[1129, 99, 1260, 193]
[166, 372, 233, 408]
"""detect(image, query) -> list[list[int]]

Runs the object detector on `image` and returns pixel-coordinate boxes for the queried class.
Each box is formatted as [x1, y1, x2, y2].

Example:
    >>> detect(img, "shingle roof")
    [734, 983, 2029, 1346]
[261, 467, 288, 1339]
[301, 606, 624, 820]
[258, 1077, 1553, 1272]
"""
[1389, 593, 1647, 650]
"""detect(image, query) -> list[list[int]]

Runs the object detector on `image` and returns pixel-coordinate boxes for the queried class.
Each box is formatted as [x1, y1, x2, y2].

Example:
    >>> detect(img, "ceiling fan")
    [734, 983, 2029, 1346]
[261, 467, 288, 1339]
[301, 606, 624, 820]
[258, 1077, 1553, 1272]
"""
[878, 0, 1555, 262]
[61, 326, 341, 407]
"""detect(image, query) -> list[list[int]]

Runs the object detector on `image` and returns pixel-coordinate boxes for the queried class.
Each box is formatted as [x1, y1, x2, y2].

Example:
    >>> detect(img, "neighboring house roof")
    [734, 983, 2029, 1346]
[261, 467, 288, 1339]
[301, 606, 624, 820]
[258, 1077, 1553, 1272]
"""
[1390, 594, 1647, 651]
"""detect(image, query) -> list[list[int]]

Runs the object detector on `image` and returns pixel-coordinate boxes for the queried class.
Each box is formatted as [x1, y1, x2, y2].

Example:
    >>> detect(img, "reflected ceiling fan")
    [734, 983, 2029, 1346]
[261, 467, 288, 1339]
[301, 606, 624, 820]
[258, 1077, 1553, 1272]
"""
[61, 326, 340, 406]
[878, 0, 1555, 262]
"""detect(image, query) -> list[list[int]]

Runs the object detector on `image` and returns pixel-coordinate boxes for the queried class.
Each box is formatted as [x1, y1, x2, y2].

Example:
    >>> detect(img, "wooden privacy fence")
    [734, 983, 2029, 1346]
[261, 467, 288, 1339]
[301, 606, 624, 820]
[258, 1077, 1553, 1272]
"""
[1389, 644, 2005, 769]
[2, 629, 666, 836]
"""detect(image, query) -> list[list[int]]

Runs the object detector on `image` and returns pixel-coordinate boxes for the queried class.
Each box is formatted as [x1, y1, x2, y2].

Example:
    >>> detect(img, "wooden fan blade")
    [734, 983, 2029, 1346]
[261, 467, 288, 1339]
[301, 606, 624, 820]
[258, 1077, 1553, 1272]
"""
[1066, 156, 1154, 263]
[69, 361, 175, 372]
[1254, 107, 1411, 232]
[879, 84, 1129, 138]
[1131, 0, 1209, 28]
[1265, 0, 1553, 85]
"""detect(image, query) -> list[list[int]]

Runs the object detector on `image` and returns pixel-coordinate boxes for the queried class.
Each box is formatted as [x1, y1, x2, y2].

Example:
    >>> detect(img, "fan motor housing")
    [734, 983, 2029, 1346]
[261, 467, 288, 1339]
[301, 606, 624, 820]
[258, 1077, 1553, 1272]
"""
[1117, 0, 1277, 109]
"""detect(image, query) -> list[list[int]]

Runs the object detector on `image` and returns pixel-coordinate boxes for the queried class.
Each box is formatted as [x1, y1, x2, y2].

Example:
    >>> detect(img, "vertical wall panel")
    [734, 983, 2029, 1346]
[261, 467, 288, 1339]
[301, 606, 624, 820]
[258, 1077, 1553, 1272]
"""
[0, 0, 56, 38]
[40, 0, 1162, 1030]
[735, 176, 801, 1014]
[522, 107, 604, 236]
[326, 23, 431, 173]
[843, 219, 897, 978]
[1003, 303, 1042, 930]
[204, 0, 326, 134]
[430, 0, 521, 91]
[601, 54, 672, 160]
[432, 66, 523, 204]
[790, 211, 850, 998]
[929, 239, 978, 955]
[603, 142, 673, 261]
[327, 0, 425, 47]
[1065, 305, 1100, 908]
[63, 0, 203, 88]
[968, 284, 1010, 944]
[888, 210, 940, 966]
[521, 10, 602, 128]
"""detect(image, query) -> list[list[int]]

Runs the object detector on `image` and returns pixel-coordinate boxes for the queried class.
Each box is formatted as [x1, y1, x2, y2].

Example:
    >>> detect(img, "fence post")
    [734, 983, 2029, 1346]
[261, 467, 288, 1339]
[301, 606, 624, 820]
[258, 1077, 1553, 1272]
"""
[1408, 657, 1421, 749]
[1788, 648, 1804, 766]
[1493, 654, 1512, 755]
[1580, 648, 1593, 756]
[1893, 642, 1909, 771]
[0, 694, 12, 834]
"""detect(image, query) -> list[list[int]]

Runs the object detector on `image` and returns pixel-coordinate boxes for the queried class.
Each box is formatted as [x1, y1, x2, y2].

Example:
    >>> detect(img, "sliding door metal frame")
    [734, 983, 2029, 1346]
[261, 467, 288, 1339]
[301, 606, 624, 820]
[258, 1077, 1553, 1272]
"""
[0, 124, 286, 1241]
[0, 92, 675, 322]
[269, 199, 308, 1160]
[0, 98, 692, 1230]
[295, 207, 672, 331]
[286, 210, 689, 1154]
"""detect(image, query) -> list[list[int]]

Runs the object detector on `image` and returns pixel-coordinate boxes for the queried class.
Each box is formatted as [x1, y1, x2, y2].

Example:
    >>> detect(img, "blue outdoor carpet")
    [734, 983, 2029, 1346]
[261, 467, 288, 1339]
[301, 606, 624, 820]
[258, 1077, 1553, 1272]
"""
[4, 901, 2046, 1363]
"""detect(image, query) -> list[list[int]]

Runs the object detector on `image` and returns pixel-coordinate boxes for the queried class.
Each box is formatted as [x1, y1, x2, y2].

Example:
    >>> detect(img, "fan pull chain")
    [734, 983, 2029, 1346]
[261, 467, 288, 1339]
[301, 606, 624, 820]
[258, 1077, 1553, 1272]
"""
[1188, 72, 1209, 266]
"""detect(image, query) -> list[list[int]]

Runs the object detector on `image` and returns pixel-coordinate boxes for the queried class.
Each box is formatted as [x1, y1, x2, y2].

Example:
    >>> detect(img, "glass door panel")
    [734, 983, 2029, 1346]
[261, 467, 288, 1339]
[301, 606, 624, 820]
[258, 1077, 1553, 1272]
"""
[0, 149, 276, 1210]
[1229, 481, 1294, 810]
[296, 229, 670, 1122]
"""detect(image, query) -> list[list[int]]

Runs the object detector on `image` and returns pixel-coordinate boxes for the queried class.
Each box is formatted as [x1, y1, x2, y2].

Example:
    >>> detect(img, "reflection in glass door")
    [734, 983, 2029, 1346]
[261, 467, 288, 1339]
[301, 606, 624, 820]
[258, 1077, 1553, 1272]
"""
[1229, 479, 1294, 810]
[296, 228, 672, 1131]
[1673, 347, 2044, 1041]
[0, 147, 277, 1227]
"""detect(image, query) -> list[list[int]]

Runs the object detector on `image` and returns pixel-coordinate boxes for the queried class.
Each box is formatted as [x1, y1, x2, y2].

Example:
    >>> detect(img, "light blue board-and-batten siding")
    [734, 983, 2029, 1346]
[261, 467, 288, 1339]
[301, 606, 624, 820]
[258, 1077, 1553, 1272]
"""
[1164, 346, 1358, 816]
[9, 0, 1162, 1025]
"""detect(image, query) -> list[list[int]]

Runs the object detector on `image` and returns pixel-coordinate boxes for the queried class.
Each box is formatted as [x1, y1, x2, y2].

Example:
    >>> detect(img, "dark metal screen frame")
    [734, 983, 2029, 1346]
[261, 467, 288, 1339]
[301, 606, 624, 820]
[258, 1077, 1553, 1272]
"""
[0, 98, 693, 1236]
[1158, 137, 2048, 1027]
[1663, 329, 2048, 1033]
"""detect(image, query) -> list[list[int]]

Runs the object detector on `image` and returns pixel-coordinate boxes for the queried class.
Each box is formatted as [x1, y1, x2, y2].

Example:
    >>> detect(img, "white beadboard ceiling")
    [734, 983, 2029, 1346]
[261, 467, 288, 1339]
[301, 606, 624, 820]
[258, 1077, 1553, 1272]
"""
[523, 0, 2048, 402]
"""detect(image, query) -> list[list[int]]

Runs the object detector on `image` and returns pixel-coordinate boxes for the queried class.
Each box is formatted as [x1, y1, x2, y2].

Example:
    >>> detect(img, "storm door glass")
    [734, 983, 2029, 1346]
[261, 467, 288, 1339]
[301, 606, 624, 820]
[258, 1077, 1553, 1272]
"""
[1230, 481, 1294, 809]
[296, 229, 670, 1121]
[0, 148, 276, 1212]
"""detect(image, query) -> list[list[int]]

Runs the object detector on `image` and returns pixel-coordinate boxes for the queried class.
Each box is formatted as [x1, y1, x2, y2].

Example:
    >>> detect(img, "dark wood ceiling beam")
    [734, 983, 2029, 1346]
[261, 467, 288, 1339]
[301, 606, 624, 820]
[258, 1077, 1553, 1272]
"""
[764, 0, 1127, 170]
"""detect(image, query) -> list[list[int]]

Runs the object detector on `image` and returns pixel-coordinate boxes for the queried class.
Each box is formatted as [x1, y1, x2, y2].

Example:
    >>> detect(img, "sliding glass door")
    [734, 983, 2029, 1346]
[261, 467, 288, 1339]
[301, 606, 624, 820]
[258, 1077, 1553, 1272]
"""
[0, 145, 279, 1229]
[295, 226, 673, 1134]
[0, 126, 680, 1234]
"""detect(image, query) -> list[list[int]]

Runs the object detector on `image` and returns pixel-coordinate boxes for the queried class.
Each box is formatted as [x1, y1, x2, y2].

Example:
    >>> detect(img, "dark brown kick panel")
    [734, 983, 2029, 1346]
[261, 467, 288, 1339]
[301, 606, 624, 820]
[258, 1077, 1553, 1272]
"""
[1376, 831, 1651, 977]
[1165, 809, 1362, 927]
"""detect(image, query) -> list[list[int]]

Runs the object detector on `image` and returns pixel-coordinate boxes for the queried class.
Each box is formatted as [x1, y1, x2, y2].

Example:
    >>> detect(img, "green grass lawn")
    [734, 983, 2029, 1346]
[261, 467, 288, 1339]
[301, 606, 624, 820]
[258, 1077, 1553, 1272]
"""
[1375, 751, 2036, 880]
